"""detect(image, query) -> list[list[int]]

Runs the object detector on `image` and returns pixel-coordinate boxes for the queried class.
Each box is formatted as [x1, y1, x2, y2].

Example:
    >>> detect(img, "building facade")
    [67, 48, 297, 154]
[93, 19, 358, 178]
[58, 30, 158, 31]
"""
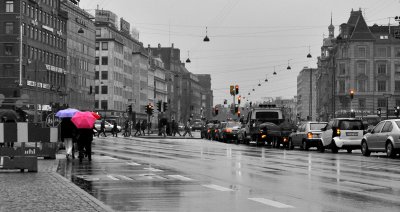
[197, 74, 213, 120]
[297, 67, 317, 121]
[61, 0, 95, 111]
[0, 0, 68, 114]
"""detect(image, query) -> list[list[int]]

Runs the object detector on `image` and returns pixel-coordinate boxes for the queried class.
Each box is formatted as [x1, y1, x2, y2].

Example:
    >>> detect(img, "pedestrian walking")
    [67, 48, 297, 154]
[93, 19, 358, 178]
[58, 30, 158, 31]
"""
[171, 119, 181, 136]
[182, 119, 193, 137]
[60, 118, 77, 159]
[134, 120, 141, 136]
[141, 120, 147, 135]
[97, 120, 107, 137]
[123, 120, 130, 137]
[77, 127, 94, 162]
[160, 118, 167, 137]
[112, 121, 118, 137]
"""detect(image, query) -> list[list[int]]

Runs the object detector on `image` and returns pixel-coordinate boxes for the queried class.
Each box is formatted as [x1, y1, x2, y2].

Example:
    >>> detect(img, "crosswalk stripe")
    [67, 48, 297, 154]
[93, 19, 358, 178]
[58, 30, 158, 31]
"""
[107, 175, 120, 181]
[202, 184, 234, 192]
[249, 198, 294, 208]
[144, 167, 163, 172]
[168, 175, 193, 181]
[126, 162, 141, 166]
[117, 175, 134, 181]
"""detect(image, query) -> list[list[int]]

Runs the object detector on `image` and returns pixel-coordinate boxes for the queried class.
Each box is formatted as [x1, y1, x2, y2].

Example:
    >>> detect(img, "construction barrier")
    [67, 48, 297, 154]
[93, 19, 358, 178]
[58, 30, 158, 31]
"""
[0, 142, 38, 172]
[0, 123, 59, 159]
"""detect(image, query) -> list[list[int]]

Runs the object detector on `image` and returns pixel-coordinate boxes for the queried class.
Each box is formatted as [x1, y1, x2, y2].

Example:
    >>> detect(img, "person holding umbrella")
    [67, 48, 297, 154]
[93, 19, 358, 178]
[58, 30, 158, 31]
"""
[71, 111, 97, 162]
[57, 108, 80, 159]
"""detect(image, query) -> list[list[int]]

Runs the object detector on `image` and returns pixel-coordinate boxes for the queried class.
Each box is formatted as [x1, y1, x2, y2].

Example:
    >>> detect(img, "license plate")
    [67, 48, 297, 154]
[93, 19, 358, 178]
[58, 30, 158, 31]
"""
[346, 132, 358, 136]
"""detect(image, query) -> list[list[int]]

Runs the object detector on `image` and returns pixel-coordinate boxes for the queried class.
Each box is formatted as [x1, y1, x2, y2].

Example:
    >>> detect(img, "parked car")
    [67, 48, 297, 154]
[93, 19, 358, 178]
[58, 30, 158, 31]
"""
[361, 119, 400, 158]
[191, 120, 204, 131]
[219, 121, 241, 143]
[94, 120, 121, 132]
[320, 118, 365, 153]
[288, 122, 327, 150]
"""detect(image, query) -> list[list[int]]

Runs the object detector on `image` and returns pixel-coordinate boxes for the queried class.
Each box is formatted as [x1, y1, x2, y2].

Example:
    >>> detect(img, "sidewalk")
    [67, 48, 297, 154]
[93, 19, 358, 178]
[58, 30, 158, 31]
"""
[0, 154, 113, 212]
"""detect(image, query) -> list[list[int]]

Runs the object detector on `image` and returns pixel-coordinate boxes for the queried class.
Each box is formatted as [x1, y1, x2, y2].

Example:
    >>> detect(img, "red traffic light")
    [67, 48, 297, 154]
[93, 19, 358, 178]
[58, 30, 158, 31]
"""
[350, 90, 354, 100]
[235, 85, 239, 94]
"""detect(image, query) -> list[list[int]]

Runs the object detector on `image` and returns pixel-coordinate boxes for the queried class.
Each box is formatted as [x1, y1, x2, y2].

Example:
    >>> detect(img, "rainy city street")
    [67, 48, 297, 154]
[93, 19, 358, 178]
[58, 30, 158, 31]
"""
[57, 133, 400, 212]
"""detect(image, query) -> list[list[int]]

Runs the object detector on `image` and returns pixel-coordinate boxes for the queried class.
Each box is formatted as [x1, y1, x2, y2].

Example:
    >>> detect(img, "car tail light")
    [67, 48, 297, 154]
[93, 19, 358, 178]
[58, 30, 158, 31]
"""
[336, 129, 341, 136]
[207, 129, 210, 133]
[225, 128, 232, 133]
[261, 135, 267, 139]
[215, 129, 218, 133]
[307, 132, 313, 139]
[283, 137, 288, 142]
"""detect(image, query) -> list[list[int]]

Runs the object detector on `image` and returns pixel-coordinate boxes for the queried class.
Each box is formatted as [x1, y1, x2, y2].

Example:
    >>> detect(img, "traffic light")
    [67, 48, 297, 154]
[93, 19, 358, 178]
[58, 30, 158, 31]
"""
[237, 110, 241, 117]
[235, 85, 239, 94]
[163, 102, 168, 112]
[215, 107, 219, 115]
[395, 106, 400, 117]
[128, 105, 132, 113]
[238, 95, 241, 104]
[157, 101, 162, 112]
[377, 108, 381, 117]
[350, 90, 354, 100]
[230, 85, 235, 96]
[234, 106, 238, 113]
[146, 104, 154, 115]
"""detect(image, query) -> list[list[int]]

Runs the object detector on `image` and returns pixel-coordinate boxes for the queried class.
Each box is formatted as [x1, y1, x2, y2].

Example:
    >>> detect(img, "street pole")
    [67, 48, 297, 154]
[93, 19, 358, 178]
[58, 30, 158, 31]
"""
[386, 96, 389, 120]
[34, 60, 39, 123]
[309, 68, 312, 121]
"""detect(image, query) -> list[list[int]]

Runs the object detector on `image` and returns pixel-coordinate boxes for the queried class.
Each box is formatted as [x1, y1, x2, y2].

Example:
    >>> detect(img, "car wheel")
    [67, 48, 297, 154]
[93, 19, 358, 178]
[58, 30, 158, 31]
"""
[331, 140, 338, 153]
[346, 149, 352, 153]
[386, 142, 396, 158]
[302, 140, 309, 151]
[288, 139, 294, 150]
[361, 140, 371, 156]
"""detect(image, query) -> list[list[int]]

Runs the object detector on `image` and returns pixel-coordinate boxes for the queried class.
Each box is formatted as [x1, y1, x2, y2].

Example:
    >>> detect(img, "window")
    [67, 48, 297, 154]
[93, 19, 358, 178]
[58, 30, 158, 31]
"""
[338, 80, 345, 93]
[1, 64, 14, 77]
[4, 44, 13, 56]
[357, 62, 366, 75]
[395, 81, 400, 92]
[378, 98, 387, 107]
[95, 71, 99, 80]
[101, 42, 108, 50]
[373, 121, 385, 134]
[359, 98, 366, 108]
[95, 57, 99, 65]
[396, 64, 400, 73]
[395, 47, 400, 57]
[381, 122, 393, 133]
[358, 46, 366, 57]
[377, 64, 386, 75]
[22, 2, 26, 14]
[358, 80, 366, 92]
[342, 48, 348, 58]
[377, 47, 387, 57]
[5, 1, 14, 13]
[96, 29, 101, 37]
[95, 101, 99, 109]
[377, 81, 386, 92]
[5, 22, 13, 34]
[101, 57, 108, 65]
[101, 71, 108, 80]
[380, 35, 389, 40]
[101, 86, 108, 94]
[95, 42, 99, 50]
[100, 100, 108, 110]
[339, 63, 346, 75]
[396, 99, 400, 107]
[95, 86, 99, 94]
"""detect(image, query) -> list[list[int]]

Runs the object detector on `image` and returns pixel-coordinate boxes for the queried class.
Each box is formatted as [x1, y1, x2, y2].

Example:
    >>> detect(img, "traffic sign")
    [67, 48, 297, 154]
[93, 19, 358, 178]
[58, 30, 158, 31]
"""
[46, 113, 60, 127]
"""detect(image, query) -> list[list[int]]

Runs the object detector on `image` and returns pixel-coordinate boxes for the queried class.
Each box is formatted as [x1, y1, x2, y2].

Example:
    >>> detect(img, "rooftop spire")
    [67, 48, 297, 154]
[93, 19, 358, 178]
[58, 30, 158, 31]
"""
[328, 12, 334, 38]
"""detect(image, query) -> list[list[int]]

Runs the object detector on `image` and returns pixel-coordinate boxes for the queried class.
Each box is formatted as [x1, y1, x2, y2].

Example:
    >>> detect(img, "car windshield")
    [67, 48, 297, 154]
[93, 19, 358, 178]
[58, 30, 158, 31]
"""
[310, 123, 327, 130]
[227, 122, 240, 128]
[339, 120, 364, 130]
[255, 111, 279, 119]
[395, 121, 400, 129]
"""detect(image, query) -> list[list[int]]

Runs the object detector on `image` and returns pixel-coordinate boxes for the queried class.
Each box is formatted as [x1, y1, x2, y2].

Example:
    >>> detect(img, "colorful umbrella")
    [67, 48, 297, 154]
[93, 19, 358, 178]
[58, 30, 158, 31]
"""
[91, 112, 101, 120]
[71, 111, 96, 129]
[56, 108, 80, 118]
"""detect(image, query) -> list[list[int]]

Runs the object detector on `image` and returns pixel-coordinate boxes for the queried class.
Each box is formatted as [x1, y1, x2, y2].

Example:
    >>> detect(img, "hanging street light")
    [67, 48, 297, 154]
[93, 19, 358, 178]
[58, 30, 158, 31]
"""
[287, 59, 292, 70]
[186, 51, 191, 63]
[203, 27, 210, 42]
[307, 46, 312, 58]
[273, 66, 277, 75]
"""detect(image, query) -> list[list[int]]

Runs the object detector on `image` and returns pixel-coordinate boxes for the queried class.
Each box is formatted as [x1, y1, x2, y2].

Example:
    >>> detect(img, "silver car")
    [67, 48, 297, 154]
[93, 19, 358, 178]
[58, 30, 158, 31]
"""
[288, 122, 327, 150]
[361, 119, 400, 158]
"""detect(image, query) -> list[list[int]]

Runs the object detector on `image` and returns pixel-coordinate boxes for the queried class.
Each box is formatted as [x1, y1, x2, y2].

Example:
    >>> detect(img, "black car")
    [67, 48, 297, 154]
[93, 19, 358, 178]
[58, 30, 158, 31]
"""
[219, 121, 241, 143]
[201, 123, 214, 139]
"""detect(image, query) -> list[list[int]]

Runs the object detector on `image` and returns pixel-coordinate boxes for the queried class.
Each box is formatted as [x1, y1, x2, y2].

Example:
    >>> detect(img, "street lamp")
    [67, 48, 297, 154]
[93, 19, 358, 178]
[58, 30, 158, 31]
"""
[287, 59, 292, 70]
[186, 51, 191, 63]
[307, 46, 312, 58]
[203, 27, 210, 42]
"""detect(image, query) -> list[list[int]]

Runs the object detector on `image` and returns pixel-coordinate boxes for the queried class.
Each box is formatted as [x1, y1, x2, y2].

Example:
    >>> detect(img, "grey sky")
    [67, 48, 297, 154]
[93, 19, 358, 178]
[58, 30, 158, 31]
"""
[80, 0, 400, 106]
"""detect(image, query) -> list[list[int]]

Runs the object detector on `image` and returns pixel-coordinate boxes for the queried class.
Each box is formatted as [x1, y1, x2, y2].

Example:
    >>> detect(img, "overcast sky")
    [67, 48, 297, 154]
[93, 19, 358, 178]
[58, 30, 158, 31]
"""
[80, 0, 400, 106]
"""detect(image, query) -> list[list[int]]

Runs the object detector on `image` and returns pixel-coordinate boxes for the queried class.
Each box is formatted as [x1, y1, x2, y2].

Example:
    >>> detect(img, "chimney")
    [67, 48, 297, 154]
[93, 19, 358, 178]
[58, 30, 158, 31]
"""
[171, 43, 174, 48]
[158, 43, 161, 49]
[148, 44, 150, 48]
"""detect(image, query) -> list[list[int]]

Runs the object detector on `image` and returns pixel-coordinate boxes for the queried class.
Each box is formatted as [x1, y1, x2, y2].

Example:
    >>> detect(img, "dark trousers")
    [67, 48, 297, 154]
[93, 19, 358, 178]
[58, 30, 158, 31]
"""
[98, 129, 106, 137]
[78, 140, 92, 162]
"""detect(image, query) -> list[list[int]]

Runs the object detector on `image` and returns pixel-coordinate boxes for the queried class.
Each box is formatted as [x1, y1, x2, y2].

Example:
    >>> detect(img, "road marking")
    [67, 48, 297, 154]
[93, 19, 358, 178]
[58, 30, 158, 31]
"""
[144, 167, 163, 172]
[202, 184, 234, 192]
[102, 156, 118, 160]
[249, 198, 294, 208]
[126, 162, 141, 166]
[107, 175, 120, 181]
[168, 175, 193, 181]
[117, 175, 134, 181]
[341, 181, 387, 190]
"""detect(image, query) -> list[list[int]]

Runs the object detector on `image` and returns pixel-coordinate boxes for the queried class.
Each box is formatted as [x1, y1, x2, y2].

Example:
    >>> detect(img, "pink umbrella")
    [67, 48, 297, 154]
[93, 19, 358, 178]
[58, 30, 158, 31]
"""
[71, 111, 97, 129]
[91, 112, 101, 120]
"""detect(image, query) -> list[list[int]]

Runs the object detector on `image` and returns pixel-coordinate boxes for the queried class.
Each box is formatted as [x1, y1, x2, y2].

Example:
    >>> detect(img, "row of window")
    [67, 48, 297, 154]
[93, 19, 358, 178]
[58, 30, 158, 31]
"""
[93, 100, 129, 111]
[337, 80, 400, 93]
[23, 44, 66, 69]
[95, 56, 108, 65]
[22, 1, 66, 32]
[338, 63, 400, 76]
[21, 23, 66, 50]
[95, 42, 108, 50]
[354, 98, 400, 108]
[341, 46, 400, 58]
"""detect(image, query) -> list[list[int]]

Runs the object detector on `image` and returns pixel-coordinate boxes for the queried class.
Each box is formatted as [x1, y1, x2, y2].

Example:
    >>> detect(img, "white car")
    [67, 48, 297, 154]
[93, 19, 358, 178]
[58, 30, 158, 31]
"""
[94, 120, 121, 132]
[319, 118, 365, 153]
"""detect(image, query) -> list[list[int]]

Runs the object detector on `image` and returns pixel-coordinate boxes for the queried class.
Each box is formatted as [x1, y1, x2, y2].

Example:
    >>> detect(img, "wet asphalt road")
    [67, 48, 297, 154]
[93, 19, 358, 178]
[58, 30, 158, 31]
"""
[57, 132, 400, 212]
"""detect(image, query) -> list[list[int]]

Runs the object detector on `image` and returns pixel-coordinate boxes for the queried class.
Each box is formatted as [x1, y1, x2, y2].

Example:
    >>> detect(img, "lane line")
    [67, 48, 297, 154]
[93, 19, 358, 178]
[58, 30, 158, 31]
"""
[202, 184, 234, 191]
[168, 175, 193, 181]
[117, 175, 134, 181]
[107, 175, 120, 181]
[249, 198, 294, 208]
[126, 162, 141, 166]
[102, 156, 118, 160]
[144, 167, 163, 172]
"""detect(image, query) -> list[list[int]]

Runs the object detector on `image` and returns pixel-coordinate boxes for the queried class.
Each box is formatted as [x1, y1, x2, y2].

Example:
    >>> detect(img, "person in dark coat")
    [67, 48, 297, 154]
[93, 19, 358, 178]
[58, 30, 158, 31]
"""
[112, 121, 118, 137]
[97, 120, 107, 137]
[134, 120, 141, 136]
[77, 128, 94, 162]
[171, 119, 181, 136]
[60, 118, 76, 159]
[141, 120, 147, 135]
